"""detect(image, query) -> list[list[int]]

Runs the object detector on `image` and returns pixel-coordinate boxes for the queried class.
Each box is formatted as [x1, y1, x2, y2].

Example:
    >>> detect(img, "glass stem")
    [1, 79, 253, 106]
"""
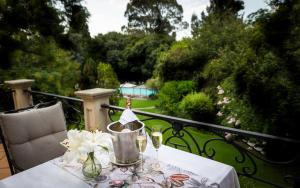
[141, 153, 143, 171]
[156, 149, 159, 162]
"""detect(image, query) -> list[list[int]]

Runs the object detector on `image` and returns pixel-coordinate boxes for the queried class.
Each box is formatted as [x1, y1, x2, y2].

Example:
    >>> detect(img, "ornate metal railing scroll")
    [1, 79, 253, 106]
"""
[28, 90, 84, 130]
[102, 104, 300, 188]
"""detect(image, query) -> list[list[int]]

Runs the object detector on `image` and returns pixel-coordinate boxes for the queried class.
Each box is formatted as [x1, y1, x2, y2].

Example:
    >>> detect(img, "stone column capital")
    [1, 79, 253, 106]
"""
[5, 79, 34, 89]
[75, 88, 115, 131]
[75, 88, 115, 101]
[5, 79, 34, 109]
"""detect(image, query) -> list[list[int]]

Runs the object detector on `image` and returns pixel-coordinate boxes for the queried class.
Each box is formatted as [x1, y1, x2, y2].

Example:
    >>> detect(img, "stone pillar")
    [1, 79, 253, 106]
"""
[5, 79, 34, 110]
[75, 88, 115, 131]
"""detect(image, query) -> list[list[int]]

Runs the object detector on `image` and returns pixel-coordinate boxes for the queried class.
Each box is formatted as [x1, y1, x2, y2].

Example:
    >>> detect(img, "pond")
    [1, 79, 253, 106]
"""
[119, 87, 157, 97]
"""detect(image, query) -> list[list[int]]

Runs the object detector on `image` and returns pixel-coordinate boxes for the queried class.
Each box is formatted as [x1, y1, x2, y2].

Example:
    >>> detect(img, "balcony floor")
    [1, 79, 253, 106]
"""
[0, 144, 10, 179]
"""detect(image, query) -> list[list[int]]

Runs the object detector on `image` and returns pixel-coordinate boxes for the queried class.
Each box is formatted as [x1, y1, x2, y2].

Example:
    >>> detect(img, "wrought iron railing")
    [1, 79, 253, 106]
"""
[102, 104, 300, 188]
[1, 88, 299, 187]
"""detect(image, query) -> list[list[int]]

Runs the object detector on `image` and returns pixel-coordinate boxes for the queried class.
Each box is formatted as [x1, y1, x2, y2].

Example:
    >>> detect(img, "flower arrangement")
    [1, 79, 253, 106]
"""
[61, 129, 113, 163]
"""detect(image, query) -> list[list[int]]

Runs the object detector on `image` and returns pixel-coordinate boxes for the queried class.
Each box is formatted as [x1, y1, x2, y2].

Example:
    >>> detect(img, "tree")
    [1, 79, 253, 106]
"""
[207, 0, 244, 15]
[235, 0, 300, 138]
[155, 38, 201, 82]
[97, 62, 120, 105]
[88, 32, 137, 82]
[191, 14, 201, 37]
[61, 0, 90, 56]
[124, 0, 187, 35]
[0, 0, 90, 96]
[191, 0, 244, 37]
[80, 58, 98, 89]
[0, 0, 65, 69]
[123, 34, 174, 81]
[88, 32, 173, 82]
[0, 37, 80, 96]
[97, 63, 120, 89]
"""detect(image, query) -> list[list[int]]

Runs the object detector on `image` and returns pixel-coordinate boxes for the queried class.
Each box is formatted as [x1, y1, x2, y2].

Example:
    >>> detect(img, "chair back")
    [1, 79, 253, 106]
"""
[0, 102, 67, 173]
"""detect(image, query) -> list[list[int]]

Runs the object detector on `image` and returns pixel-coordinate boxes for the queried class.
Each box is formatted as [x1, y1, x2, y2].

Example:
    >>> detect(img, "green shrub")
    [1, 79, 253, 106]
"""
[155, 39, 204, 82]
[179, 92, 214, 122]
[158, 81, 196, 115]
[97, 62, 120, 89]
[145, 77, 162, 90]
[80, 58, 98, 89]
[97, 62, 120, 105]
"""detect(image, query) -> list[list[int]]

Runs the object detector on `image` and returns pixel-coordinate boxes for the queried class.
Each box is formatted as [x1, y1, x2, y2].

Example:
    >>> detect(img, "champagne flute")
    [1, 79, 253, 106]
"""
[151, 127, 162, 171]
[136, 129, 147, 172]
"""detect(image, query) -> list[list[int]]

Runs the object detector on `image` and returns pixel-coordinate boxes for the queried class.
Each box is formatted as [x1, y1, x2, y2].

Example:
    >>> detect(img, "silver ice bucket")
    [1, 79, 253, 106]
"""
[107, 120, 145, 164]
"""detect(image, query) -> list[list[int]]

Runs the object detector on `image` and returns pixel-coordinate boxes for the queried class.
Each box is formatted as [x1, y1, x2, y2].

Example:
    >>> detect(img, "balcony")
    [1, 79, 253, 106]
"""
[0, 79, 299, 188]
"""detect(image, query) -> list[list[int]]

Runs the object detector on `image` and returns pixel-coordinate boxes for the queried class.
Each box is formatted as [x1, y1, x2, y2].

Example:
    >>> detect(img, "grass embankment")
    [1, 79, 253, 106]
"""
[113, 98, 298, 188]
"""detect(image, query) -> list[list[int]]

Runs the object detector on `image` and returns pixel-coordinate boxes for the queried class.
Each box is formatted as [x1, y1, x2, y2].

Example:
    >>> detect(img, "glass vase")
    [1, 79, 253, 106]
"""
[82, 152, 102, 179]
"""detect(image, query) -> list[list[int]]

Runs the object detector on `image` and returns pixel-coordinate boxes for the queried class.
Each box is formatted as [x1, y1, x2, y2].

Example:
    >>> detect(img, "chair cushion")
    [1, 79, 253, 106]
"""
[0, 102, 67, 170]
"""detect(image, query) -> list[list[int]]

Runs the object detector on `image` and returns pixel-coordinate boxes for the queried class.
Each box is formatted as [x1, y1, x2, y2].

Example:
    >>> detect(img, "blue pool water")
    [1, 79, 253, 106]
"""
[119, 87, 157, 97]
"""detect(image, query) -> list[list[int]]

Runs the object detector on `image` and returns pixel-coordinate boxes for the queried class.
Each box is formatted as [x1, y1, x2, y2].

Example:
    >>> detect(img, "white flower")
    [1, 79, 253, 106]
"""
[247, 141, 256, 147]
[235, 120, 241, 126]
[218, 89, 224, 95]
[74, 83, 79, 90]
[217, 101, 223, 105]
[223, 97, 230, 104]
[227, 117, 236, 124]
[61, 130, 113, 163]
[217, 85, 222, 90]
[216, 111, 223, 116]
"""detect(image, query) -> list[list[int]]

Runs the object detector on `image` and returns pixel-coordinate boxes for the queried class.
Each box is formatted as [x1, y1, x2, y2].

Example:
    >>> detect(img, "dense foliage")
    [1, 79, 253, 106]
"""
[124, 0, 187, 35]
[0, 37, 80, 96]
[158, 81, 196, 115]
[88, 33, 174, 82]
[0, 0, 89, 95]
[0, 0, 299, 139]
[179, 92, 215, 122]
[154, 0, 300, 139]
[97, 63, 119, 89]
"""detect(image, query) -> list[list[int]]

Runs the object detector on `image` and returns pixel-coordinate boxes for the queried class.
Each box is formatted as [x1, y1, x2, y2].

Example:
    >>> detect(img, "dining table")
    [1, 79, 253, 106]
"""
[0, 142, 240, 188]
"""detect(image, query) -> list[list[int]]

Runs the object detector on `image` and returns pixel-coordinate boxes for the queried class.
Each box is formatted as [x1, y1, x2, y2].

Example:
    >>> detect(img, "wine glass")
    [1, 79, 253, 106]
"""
[136, 129, 147, 172]
[151, 126, 162, 171]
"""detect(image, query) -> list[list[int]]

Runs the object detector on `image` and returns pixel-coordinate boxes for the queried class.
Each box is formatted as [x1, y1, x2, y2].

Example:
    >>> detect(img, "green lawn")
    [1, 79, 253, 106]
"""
[113, 98, 298, 188]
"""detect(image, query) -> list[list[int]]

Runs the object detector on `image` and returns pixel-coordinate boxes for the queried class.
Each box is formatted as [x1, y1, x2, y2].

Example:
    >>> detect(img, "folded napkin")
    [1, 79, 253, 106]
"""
[119, 108, 138, 125]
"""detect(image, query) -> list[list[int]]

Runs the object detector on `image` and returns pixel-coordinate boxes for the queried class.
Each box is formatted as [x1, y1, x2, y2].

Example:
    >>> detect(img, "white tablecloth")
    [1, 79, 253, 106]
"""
[0, 144, 240, 188]
[145, 145, 240, 188]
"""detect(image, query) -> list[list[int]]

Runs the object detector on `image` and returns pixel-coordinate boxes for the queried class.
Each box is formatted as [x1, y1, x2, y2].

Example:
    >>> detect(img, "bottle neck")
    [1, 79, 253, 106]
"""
[126, 97, 132, 109]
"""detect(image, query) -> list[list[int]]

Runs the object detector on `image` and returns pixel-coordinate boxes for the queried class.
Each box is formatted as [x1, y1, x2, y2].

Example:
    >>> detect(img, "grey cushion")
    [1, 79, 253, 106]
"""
[0, 102, 67, 170]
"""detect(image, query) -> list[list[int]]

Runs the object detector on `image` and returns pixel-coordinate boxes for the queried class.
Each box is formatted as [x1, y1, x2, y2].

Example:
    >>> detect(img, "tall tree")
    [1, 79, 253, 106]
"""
[0, 0, 65, 69]
[61, 0, 90, 56]
[191, 0, 244, 37]
[207, 0, 244, 15]
[124, 0, 187, 35]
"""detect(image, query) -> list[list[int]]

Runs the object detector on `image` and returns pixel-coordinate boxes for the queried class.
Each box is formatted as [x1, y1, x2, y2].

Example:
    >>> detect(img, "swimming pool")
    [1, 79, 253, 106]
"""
[119, 87, 157, 97]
